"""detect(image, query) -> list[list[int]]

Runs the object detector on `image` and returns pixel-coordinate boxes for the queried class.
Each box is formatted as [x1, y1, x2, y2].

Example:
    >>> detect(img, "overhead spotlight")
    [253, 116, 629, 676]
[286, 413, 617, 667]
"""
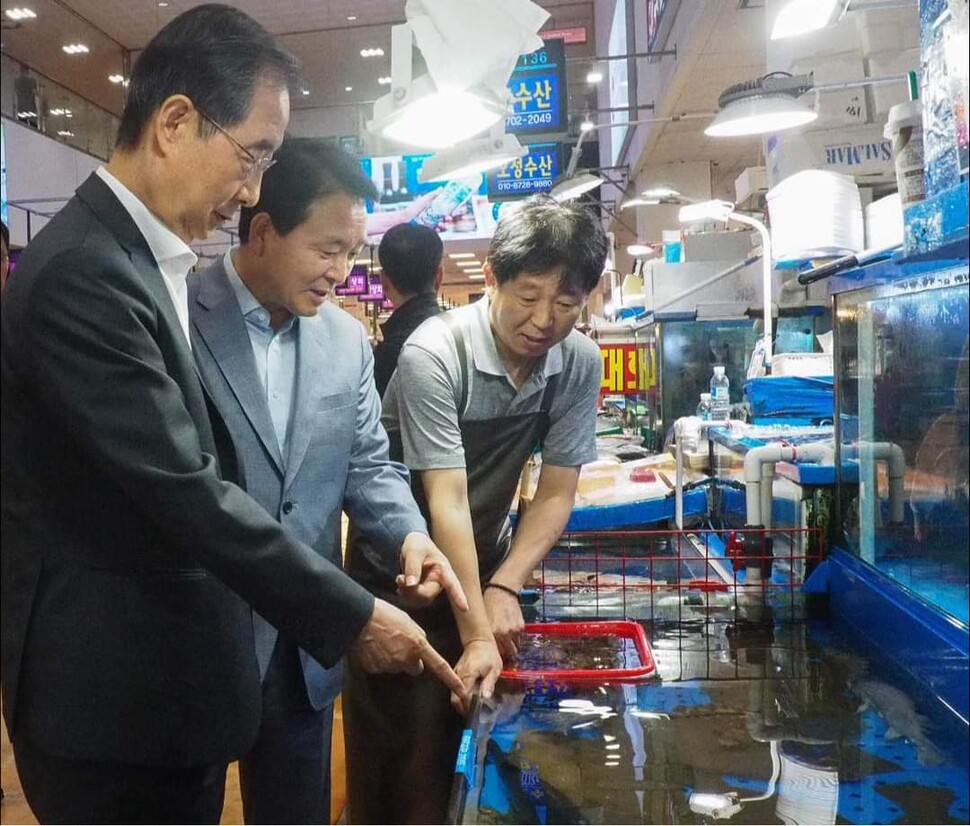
[705, 74, 816, 137]
[301, 88, 311, 96]
[345, 86, 353, 92]
[586, 70, 603, 83]
[549, 170, 603, 201]
[580, 116, 596, 132]
[418, 131, 527, 182]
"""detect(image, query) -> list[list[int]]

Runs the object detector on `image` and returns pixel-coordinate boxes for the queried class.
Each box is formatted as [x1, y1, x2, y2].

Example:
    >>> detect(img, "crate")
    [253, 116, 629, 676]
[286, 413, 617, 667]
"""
[771, 352, 833, 377]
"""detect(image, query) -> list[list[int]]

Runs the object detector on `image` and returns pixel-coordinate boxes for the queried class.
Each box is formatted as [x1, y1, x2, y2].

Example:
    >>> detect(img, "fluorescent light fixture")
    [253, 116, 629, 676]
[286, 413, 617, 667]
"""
[626, 244, 655, 256]
[468, 274, 486, 280]
[57, 130, 74, 137]
[5, 7, 37, 20]
[621, 197, 660, 209]
[457, 260, 483, 267]
[347, 15, 357, 21]
[49, 108, 72, 116]
[448, 252, 476, 259]
[586, 70, 603, 83]
[377, 76, 392, 85]
[642, 186, 680, 199]
[372, 75, 507, 148]
[772, 0, 842, 38]
[108, 74, 125, 83]
[550, 170, 603, 201]
[17, 110, 37, 118]
[678, 199, 734, 223]
[360, 47, 385, 57]
[418, 132, 526, 182]
[62, 43, 90, 54]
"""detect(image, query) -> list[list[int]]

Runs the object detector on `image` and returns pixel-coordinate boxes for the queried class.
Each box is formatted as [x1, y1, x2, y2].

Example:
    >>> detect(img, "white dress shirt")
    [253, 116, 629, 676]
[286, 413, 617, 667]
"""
[95, 166, 197, 347]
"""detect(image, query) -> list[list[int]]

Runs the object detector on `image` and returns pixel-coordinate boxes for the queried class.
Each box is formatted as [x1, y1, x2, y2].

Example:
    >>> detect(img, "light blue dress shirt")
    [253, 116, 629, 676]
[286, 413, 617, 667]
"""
[223, 249, 298, 458]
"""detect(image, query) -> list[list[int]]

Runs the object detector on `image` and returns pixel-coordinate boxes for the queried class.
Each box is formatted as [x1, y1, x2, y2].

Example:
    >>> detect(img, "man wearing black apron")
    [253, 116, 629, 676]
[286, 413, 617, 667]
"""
[345, 195, 609, 824]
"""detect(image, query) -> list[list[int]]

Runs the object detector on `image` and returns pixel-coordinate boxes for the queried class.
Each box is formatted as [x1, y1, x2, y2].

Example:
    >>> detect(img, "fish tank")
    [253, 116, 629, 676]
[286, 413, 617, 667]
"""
[833, 266, 969, 625]
[657, 312, 831, 428]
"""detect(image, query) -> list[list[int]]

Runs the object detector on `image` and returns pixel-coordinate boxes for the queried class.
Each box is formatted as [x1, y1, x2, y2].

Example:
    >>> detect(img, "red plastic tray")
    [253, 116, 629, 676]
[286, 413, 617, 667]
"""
[500, 620, 657, 681]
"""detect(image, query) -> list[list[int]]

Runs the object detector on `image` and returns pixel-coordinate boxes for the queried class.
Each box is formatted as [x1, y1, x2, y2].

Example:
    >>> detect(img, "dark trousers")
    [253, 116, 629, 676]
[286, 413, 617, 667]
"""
[13, 736, 227, 824]
[343, 622, 464, 825]
[239, 636, 332, 825]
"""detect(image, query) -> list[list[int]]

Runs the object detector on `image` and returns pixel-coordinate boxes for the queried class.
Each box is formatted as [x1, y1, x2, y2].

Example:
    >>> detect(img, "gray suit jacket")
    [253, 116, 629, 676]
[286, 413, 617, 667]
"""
[188, 257, 426, 709]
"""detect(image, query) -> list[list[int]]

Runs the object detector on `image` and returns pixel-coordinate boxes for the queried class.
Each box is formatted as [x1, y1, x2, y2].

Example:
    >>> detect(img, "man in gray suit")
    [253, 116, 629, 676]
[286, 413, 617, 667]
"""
[189, 138, 438, 823]
[1, 7, 465, 823]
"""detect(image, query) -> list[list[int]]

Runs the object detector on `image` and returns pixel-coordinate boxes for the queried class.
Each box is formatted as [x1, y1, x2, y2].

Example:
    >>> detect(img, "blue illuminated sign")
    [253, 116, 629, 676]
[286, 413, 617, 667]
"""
[506, 38, 566, 136]
[486, 143, 561, 201]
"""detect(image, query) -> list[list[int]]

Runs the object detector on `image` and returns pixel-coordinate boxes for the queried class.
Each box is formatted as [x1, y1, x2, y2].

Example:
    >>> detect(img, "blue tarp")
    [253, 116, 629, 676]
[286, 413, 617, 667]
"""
[744, 375, 834, 426]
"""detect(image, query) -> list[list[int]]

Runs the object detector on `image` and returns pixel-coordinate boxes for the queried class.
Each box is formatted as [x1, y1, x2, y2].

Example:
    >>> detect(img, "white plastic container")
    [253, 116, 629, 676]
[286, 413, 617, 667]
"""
[883, 100, 925, 207]
[771, 352, 834, 377]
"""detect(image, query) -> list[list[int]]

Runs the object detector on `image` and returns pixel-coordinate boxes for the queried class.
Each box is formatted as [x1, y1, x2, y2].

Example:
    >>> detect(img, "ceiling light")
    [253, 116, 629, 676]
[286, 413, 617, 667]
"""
[586, 70, 603, 83]
[347, 15, 357, 21]
[457, 260, 483, 267]
[62, 43, 90, 54]
[621, 197, 660, 209]
[580, 116, 595, 132]
[626, 244, 656, 256]
[377, 76, 392, 85]
[57, 130, 74, 137]
[771, 0, 842, 38]
[5, 7, 37, 20]
[550, 170, 603, 201]
[17, 110, 37, 118]
[468, 274, 486, 280]
[301, 88, 310, 96]
[360, 47, 385, 58]
[368, 21, 516, 149]
[705, 74, 817, 137]
[345, 86, 353, 92]
[108, 73, 125, 84]
[372, 75, 507, 148]
[449, 253, 476, 259]
[642, 186, 680, 199]
[419, 132, 526, 182]
[49, 108, 72, 116]
[158, 1, 169, 6]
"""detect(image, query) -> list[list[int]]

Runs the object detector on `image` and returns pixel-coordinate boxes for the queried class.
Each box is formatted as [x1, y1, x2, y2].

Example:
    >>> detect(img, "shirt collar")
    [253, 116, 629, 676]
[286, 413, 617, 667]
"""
[469, 293, 564, 381]
[96, 167, 197, 273]
[224, 248, 295, 333]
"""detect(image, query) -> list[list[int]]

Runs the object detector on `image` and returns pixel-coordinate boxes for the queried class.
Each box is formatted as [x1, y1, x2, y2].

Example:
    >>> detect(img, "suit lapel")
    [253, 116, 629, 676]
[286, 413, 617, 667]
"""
[192, 260, 285, 474]
[283, 314, 330, 490]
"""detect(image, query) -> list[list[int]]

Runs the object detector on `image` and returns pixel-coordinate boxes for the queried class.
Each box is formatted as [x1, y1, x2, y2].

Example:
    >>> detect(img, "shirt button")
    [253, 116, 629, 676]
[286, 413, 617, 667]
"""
[282, 500, 294, 515]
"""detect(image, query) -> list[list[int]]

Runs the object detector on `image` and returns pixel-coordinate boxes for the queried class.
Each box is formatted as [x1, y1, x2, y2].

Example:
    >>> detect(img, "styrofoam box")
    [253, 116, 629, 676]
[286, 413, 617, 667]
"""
[771, 352, 834, 377]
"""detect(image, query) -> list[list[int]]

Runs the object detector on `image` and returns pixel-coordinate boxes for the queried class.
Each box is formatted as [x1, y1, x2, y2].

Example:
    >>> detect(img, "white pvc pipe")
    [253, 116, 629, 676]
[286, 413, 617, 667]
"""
[743, 442, 834, 526]
[842, 442, 907, 524]
[727, 212, 774, 366]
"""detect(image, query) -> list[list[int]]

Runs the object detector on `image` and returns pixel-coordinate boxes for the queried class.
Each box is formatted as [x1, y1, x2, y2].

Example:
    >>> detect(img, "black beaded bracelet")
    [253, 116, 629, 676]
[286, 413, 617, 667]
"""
[483, 581, 520, 599]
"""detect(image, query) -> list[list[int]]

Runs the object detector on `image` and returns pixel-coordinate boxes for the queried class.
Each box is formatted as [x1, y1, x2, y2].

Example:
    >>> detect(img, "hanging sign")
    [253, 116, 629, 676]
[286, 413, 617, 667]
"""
[486, 143, 561, 201]
[600, 343, 657, 395]
[506, 38, 567, 136]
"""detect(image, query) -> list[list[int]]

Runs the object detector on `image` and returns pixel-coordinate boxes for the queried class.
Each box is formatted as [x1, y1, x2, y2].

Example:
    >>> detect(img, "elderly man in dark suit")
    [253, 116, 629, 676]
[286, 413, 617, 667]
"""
[0, 5, 465, 824]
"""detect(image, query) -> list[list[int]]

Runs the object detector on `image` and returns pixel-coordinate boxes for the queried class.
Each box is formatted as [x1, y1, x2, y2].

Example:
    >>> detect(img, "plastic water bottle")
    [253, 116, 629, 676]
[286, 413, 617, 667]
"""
[696, 392, 712, 420]
[710, 365, 730, 420]
[413, 175, 482, 228]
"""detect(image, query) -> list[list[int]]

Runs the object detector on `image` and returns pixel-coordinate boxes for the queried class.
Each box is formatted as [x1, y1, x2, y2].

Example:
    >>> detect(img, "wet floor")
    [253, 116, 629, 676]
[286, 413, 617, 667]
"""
[455, 615, 970, 825]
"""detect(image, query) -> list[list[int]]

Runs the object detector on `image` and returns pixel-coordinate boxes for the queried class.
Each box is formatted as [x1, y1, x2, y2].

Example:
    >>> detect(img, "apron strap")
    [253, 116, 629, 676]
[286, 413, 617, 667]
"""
[440, 312, 469, 418]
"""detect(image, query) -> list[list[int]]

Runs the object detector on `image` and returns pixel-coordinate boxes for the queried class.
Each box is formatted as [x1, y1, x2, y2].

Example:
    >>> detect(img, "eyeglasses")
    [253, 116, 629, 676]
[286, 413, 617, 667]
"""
[196, 105, 276, 182]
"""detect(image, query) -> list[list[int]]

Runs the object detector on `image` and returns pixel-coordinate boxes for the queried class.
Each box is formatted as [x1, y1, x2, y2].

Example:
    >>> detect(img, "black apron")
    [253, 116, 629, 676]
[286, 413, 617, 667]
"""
[347, 312, 559, 629]
[344, 314, 560, 825]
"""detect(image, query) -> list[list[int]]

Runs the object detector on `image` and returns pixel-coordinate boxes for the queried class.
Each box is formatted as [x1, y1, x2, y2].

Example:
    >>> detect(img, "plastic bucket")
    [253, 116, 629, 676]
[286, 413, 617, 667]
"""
[883, 101, 925, 207]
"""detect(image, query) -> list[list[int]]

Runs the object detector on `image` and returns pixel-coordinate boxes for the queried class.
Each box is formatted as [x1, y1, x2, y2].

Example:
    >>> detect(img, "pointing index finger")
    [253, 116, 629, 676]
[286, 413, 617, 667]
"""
[419, 638, 467, 700]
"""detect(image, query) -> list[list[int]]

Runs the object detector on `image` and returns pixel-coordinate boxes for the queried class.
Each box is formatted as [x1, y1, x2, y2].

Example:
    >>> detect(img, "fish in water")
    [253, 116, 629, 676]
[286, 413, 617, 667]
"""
[853, 677, 945, 765]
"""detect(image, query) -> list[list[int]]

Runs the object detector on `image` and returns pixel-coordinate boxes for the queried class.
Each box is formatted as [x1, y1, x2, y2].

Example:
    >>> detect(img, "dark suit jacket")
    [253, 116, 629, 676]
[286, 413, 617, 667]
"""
[189, 259, 425, 711]
[0, 174, 374, 767]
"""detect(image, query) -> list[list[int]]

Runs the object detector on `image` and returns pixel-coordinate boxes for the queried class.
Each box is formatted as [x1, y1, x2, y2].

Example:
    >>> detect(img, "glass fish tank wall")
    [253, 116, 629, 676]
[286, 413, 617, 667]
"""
[833, 267, 969, 625]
